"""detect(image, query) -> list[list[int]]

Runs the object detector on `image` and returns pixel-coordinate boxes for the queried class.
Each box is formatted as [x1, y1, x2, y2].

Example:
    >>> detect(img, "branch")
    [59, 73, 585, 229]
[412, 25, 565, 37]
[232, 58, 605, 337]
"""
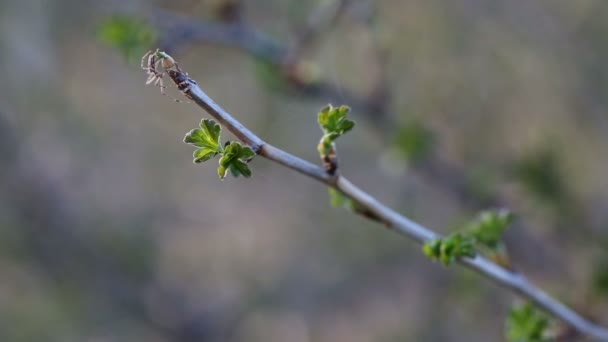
[165, 62, 608, 341]
[287, 0, 352, 59]
[149, 9, 379, 114]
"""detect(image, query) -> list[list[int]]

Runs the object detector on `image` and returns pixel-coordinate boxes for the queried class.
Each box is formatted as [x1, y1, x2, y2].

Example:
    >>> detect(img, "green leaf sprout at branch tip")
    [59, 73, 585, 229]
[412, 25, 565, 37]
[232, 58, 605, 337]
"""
[317, 104, 355, 155]
[317, 104, 355, 174]
[184, 119, 255, 179]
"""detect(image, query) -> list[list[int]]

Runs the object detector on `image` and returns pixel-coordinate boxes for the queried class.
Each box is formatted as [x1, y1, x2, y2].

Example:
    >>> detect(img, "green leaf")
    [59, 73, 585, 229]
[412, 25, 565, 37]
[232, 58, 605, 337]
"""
[506, 303, 550, 342]
[337, 119, 355, 134]
[217, 142, 255, 179]
[183, 120, 254, 178]
[218, 164, 228, 179]
[230, 160, 252, 178]
[318, 104, 355, 135]
[394, 120, 435, 162]
[316, 105, 355, 170]
[219, 142, 241, 167]
[329, 188, 349, 207]
[423, 240, 441, 259]
[468, 209, 514, 249]
[184, 119, 222, 152]
[98, 15, 157, 63]
[193, 148, 218, 163]
[318, 105, 332, 127]
[422, 233, 476, 266]
[239, 146, 256, 160]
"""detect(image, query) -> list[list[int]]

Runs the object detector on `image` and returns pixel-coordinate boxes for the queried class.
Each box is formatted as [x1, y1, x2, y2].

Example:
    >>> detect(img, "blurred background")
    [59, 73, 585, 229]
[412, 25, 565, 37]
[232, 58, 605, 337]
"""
[1, 0, 608, 340]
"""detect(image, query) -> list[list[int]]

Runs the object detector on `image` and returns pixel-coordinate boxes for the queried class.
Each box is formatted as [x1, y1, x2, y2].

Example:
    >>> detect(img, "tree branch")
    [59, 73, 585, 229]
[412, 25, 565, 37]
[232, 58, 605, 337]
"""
[166, 63, 608, 341]
[149, 8, 379, 114]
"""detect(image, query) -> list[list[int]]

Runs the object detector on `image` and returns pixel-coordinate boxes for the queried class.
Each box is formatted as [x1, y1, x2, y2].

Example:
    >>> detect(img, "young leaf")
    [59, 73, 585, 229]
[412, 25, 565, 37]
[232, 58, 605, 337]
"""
[423, 233, 476, 266]
[318, 104, 355, 135]
[193, 148, 218, 163]
[316, 105, 355, 174]
[218, 164, 228, 179]
[329, 188, 351, 208]
[229, 160, 252, 178]
[468, 209, 514, 249]
[423, 239, 442, 259]
[217, 142, 255, 179]
[184, 119, 222, 152]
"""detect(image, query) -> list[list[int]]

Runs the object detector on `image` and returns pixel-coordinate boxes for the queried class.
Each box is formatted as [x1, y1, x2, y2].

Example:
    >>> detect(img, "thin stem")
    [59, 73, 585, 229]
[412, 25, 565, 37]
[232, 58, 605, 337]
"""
[168, 68, 608, 341]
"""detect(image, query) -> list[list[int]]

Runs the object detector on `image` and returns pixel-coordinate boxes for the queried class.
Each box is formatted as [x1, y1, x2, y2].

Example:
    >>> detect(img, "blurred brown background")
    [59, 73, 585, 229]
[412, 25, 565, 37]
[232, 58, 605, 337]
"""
[1, 0, 607, 341]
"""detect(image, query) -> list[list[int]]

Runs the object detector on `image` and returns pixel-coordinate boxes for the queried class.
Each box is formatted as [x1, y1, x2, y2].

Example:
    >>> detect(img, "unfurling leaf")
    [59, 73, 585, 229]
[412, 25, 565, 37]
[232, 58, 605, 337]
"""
[468, 209, 514, 250]
[98, 15, 157, 63]
[423, 233, 476, 266]
[317, 104, 355, 173]
[318, 105, 354, 135]
[217, 142, 255, 179]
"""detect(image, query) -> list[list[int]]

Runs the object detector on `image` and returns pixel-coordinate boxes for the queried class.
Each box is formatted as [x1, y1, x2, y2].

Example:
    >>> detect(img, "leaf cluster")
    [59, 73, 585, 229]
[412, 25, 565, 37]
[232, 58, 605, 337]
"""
[423, 209, 514, 266]
[184, 119, 255, 179]
[423, 233, 476, 266]
[317, 104, 355, 156]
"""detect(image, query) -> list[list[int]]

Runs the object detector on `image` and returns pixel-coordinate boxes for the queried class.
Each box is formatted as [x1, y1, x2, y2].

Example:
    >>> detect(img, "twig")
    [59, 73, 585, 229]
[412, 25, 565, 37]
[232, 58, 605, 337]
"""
[287, 0, 352, 59]
[149, 9, 378, 114]
[165, 63, 608, 341]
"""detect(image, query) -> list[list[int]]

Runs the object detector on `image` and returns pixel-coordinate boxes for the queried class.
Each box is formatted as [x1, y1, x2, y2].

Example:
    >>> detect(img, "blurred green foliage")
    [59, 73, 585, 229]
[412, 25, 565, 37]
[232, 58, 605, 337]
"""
[506, 303, 550, 342]
[252, 59, 287, 92]
[467, 209, 514, 250]
[514, 148, 565, 205]
[394, 120, 435, 162]
[98, 229, 156, 278]
[592, 249, 608, 297]
[98, 15, 157, 63]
